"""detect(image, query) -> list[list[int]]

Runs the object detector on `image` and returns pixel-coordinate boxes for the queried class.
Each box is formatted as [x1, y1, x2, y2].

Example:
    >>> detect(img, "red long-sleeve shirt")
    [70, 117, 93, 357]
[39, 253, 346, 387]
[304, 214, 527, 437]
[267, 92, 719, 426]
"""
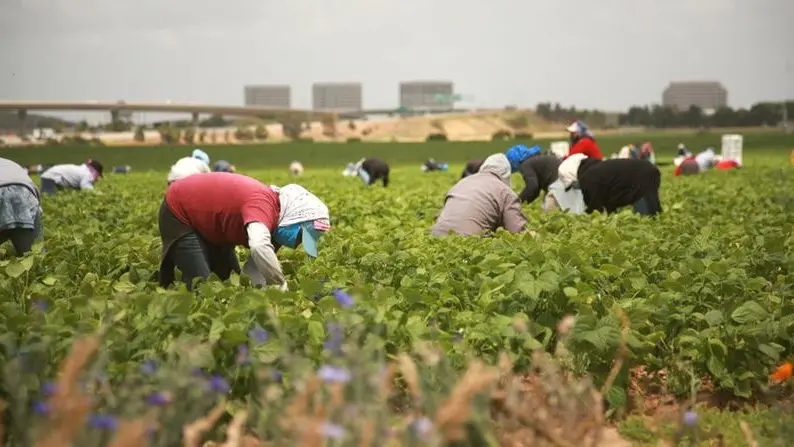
[568, 137, 603, 160]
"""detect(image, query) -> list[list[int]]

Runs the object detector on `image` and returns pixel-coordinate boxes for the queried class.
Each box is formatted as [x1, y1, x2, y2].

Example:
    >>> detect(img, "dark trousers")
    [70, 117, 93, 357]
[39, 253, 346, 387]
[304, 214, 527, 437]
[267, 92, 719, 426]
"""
[40, 178, 58, 196]
[0, 215, 43, 255]
[632, 189, 663, 216]
[159, 232, 241, 290]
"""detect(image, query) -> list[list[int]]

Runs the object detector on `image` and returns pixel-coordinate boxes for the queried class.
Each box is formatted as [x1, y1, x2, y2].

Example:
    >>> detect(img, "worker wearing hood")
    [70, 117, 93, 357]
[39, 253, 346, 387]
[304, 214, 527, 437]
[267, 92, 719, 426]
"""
[565, 121, 603, 160]
[168, 149, 211, 184]
[563, 156, 663, 216]
[431, 153, 528, 237]
[158, 172, 331, 291]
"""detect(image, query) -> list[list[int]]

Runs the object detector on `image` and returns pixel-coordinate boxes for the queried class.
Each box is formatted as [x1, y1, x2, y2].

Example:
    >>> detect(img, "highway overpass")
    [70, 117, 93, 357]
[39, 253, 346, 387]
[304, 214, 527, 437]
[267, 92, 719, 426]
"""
[0, 100, 472, 133]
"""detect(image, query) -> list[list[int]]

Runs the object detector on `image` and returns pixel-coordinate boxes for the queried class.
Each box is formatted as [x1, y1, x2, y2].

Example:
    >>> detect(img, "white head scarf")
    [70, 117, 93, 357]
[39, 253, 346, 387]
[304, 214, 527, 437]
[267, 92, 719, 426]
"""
[478, 153, 512, 186]
[558, 153, 588, 189]
[276, 184, 330, 228]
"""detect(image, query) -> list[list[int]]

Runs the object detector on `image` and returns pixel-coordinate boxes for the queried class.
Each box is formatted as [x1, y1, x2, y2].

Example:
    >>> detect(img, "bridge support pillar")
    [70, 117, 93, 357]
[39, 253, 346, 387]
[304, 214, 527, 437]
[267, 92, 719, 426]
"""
[110, 109, 120, 128]
[17, 109, 28, 138]
[191, 112, 200, 127]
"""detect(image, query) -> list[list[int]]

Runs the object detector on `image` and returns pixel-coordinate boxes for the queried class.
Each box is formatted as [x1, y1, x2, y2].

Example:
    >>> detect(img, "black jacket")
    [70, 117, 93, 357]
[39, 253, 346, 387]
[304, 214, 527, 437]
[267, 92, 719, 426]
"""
[518, 155, 561, 203]
[361, 158, 390, 186]
[577, 158, 662, 215]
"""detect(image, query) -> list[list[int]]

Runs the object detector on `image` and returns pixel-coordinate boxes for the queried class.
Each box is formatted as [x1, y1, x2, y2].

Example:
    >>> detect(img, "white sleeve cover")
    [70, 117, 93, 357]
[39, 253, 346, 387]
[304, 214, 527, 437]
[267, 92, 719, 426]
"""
[245, 222, 286, 287]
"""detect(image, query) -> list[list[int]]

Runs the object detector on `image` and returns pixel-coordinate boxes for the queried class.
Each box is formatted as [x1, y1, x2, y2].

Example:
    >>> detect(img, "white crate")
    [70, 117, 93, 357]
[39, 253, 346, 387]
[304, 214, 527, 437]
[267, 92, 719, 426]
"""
[721, 134, 743, 165]
[550, 141, 570, 159]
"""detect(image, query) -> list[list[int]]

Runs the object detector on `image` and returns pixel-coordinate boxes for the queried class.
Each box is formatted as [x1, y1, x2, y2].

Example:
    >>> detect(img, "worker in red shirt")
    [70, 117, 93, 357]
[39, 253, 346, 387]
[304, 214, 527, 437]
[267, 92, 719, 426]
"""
[565, 121, 603, 160]
[158, 172, 331, 291]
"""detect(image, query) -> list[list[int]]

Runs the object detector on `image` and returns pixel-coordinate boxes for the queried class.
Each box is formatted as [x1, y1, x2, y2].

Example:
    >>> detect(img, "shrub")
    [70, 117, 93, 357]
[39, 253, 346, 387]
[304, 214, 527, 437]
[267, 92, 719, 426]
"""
[426, 133, 448, 142]
[254, 124, 268, 141]
[514, 131, 534, 140]
[491, 130, 514, 141]
[183, 128, 196, 145]
[347, 137, 362, 143]
[234, 126, 254, 141]
[347, 120, 357, 131]
[133, 126, 145, 143]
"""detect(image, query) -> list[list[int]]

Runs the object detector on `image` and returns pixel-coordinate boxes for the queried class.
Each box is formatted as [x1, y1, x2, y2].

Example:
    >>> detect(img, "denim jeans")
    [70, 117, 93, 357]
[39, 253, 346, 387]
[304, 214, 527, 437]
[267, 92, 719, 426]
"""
[159, 232, 241, 290]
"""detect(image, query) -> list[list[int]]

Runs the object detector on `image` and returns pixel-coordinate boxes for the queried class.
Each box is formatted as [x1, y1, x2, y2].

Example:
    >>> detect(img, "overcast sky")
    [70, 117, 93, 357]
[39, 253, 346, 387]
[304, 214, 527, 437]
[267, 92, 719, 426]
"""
[1, 0, 792, 120]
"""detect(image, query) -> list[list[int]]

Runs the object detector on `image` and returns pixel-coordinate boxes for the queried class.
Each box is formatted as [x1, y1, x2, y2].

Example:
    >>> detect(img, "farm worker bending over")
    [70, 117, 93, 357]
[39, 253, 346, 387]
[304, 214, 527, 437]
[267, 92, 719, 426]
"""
[674, 147, 717, 177]
[505, 144, 542, 173]
[558, 154, 663, 216]
[39, 159, 103, 195]
[513, 154, 562, 205]
[565, 121, 603, 160]
[158, 172, 331, 291]
[167, 149, 211, 184]
[461, 159, 484, 178]
[213, 160, 236, 173]
[0, 158, 43, 255]
[359, 157, 390, 187]
[422, 159, 449, 172]
[431, 153, 528, 237]
[289, 161, 304, 176]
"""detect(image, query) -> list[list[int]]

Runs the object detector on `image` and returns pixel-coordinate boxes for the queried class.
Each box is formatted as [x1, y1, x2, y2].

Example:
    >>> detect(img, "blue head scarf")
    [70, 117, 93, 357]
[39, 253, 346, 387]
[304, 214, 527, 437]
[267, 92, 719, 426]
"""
[566, 121, 595, 143]
[505, 144, 542, 173]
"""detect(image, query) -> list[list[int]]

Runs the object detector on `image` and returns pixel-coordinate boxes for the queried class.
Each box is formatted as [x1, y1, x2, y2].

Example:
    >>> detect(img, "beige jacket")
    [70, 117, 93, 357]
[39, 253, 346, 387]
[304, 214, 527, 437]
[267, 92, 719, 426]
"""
[431, 154, 527, 236]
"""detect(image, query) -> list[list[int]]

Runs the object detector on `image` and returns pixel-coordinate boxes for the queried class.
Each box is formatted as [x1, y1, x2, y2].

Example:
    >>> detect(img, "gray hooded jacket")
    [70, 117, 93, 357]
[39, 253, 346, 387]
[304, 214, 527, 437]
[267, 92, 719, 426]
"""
[431, 153, 528, 236]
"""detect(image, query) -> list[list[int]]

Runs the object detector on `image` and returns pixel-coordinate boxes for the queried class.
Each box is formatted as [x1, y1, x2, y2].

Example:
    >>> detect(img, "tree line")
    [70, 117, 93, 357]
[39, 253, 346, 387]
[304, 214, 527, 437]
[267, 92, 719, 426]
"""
[535, 101, 794, 129]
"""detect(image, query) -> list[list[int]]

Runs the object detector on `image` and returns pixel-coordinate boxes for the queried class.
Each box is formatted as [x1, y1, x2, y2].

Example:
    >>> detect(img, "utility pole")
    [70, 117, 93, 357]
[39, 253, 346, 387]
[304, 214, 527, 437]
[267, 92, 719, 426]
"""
[784, 62, 792, 133]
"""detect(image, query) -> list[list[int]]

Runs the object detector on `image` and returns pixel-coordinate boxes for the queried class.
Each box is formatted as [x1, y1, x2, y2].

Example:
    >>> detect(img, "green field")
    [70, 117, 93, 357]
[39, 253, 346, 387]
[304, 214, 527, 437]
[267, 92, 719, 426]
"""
[1, 132, 793, 445]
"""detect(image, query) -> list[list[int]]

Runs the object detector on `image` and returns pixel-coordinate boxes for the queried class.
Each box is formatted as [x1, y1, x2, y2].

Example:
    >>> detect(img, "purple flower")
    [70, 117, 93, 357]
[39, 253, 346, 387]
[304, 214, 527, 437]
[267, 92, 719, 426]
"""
[41, 382, 57, 396]
[146, 392, 171, 406]
[683, 410, 698, 427]
[32, 300, 48, 312]
[140, 359, 157, 375]
[32, 401, 50, 415]
[332, 289, 354, 308]
[271, 370, 283, 382]
[324, 323, 344, 355]
[207, 375, 230, 394]
[236, 345, 250, 365]
[88, 414, 118, 430]
[320, 422, 347, 439]
[412, 417, 433, 437]
[317, 365, 351, 383]
[249, 326, 268, 344]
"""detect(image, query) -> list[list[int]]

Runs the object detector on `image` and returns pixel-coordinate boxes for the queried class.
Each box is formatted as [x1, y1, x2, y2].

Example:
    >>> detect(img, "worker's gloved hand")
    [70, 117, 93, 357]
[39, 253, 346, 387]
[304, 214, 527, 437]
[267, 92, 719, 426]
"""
[528, 230, 539, 238]
[279, 282, 289, 292]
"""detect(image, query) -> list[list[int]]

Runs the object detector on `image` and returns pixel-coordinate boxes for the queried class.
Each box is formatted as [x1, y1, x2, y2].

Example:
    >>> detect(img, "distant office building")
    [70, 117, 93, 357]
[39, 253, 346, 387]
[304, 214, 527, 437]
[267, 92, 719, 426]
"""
[244, 85, 291, 108]
[312, 83, 363, 111]
[662, 81, 728, 110]
[399, 81, 454, 110]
